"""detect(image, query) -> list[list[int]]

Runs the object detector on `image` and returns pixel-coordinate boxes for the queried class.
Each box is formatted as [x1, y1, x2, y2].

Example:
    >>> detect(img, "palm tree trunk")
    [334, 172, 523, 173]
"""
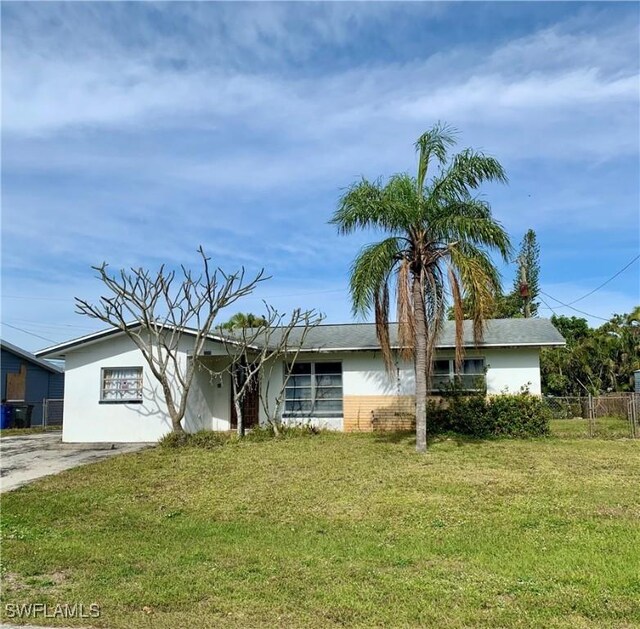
[412, 274, 428, 453]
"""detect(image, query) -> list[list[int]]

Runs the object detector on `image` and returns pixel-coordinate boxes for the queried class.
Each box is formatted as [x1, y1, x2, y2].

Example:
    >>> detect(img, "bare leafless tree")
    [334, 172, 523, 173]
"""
[75, 247, 266, 433]
[213, 305, 323, 437]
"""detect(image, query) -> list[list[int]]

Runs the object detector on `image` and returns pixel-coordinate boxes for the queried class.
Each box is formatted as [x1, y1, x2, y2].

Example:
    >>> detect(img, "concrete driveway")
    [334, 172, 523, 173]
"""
[0, 432, 149, 492]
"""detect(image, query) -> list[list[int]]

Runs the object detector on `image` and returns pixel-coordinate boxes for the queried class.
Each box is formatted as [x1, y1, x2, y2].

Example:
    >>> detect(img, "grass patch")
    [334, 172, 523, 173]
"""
[0, 426, 60, 437]
[1, 430, 639, 628]
[550, 416, 633, 439]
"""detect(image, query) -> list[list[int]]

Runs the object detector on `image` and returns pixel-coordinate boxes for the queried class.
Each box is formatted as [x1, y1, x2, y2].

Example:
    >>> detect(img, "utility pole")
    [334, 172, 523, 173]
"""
[518, 254, 530, 318]
[513, 229, 539, 319]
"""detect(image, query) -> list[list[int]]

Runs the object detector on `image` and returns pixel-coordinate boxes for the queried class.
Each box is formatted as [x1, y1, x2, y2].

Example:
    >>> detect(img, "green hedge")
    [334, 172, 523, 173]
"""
[159, 430, 232, 449]
[428, 393, 552, 438]
[159, 424, 322, 449]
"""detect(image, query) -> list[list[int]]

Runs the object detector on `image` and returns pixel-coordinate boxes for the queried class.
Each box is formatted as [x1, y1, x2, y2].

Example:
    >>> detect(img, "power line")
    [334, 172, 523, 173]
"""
[5, 319, 97, 331]
[538, 295, 559, 317]
[539, 291, 610, 321]
[1, 322, 57, 343]
[566, 254, 640, 305]
[2, 295, 70, 302]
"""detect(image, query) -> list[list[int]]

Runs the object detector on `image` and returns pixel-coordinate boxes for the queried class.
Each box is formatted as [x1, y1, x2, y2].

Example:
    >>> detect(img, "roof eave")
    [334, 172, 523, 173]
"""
[36, 327, 134, 359]
[293, 341, 566, 353]
[2, 340, 65, 373]
[36, 325, 258, 359]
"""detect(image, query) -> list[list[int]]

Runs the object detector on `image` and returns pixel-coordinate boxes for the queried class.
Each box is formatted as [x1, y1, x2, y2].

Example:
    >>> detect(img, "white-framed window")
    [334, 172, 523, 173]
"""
[431, 358, 485, 392]
[284, 362, 343, 418]
[100, 367, 143, 403]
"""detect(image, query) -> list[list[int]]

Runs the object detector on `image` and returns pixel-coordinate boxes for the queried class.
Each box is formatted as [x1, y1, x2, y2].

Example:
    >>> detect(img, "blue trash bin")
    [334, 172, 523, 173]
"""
[0, 404, 15, 429]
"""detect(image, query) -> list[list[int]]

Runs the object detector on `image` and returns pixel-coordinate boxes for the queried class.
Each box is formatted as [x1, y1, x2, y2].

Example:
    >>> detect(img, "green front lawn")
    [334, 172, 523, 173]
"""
[550, 416, 633, 439]
[1, 431, 639, 628]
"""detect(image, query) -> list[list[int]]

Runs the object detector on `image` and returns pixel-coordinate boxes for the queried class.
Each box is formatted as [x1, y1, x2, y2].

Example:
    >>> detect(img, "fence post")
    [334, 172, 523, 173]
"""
[588, 393, 594, 438]
[42, 397, 47, 428]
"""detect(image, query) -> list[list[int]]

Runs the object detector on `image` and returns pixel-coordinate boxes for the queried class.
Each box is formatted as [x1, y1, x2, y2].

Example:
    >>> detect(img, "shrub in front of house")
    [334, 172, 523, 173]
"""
[428, 392, 551, 438]
[159, 430, 231, 449]
[159, 423, 324, 449]
[245, 423, 322, 442]
[487, 394, 552, 437]
[158, 431, 189, 448]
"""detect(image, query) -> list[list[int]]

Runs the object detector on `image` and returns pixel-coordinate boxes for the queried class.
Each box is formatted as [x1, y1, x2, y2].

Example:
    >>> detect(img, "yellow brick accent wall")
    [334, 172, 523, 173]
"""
[343, 395, 415, 432]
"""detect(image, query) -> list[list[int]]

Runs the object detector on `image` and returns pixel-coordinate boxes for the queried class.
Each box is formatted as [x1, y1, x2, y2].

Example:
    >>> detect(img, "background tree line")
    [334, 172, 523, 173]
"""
[448, 228, 639, 396]
[542, 309, 640, 396]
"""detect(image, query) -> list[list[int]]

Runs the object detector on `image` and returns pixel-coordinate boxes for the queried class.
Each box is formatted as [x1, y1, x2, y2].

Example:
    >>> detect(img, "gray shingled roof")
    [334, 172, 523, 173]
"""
[36, 318, 564, 359]
[250, 318, 565, 351]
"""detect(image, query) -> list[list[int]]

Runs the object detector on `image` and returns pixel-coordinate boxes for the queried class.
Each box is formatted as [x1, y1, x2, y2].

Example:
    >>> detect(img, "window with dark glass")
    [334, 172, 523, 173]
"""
[430, 358, 485, 392]
[432, 359, 451, 391]
[284, 362, 343, 417]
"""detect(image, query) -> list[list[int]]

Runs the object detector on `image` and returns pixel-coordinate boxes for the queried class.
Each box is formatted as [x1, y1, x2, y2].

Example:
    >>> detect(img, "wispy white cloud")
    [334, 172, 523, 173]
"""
[3, 5, 637, 157]
[1, 2, 638, 351]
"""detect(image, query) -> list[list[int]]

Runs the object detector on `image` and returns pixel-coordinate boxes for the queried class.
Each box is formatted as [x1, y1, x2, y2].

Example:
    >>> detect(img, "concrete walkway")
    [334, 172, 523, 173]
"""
[0, 432, 149, 492]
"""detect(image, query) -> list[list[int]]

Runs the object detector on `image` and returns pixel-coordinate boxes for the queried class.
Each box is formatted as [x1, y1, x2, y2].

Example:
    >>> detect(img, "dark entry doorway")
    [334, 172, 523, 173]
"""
[230, 376, 260, 430]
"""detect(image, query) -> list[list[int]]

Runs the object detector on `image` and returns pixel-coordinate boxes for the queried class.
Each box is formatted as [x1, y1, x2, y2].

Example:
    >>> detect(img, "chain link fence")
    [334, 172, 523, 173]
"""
[43, 398, 64, 428]
[542, 393, 639, 439]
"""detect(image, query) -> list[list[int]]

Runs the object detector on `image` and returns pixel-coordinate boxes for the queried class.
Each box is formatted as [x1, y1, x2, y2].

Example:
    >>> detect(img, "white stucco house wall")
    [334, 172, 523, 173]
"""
[36, 319, 565, 443]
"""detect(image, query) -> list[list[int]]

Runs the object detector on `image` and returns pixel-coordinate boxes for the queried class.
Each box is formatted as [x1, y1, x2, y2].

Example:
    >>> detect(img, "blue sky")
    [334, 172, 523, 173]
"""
[1, 1, 639, 352]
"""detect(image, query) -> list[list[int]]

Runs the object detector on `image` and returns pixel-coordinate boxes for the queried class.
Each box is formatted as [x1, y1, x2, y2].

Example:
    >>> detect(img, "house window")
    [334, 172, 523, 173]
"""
[284, 362, 343, 417]
[430, 358, 485, 392]
[100, 367, 143, 403]
[432, 359, 451, 391]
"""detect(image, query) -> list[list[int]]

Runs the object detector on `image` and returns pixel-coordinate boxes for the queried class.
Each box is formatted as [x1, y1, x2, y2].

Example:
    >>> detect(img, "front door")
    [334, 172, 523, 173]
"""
[230, 376, 260, 430]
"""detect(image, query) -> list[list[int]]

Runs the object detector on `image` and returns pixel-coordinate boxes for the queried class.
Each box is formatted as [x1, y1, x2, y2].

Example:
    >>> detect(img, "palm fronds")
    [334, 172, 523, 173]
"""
[349, 237, 403, 317]
[415, 121, 458, 194]
[375, 283, 393, 373]
[397, 258, 415, 360]
[448, 264, 465, 373]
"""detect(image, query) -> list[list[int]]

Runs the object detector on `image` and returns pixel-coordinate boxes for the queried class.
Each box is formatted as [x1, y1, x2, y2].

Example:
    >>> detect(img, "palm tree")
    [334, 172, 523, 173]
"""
[331, 123, 511, 452]
[220, 312, 268, 331]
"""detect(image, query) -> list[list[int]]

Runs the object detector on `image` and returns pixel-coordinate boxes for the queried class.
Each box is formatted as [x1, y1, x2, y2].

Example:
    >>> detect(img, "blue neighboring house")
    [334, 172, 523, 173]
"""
[1, 339, 65, 427]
